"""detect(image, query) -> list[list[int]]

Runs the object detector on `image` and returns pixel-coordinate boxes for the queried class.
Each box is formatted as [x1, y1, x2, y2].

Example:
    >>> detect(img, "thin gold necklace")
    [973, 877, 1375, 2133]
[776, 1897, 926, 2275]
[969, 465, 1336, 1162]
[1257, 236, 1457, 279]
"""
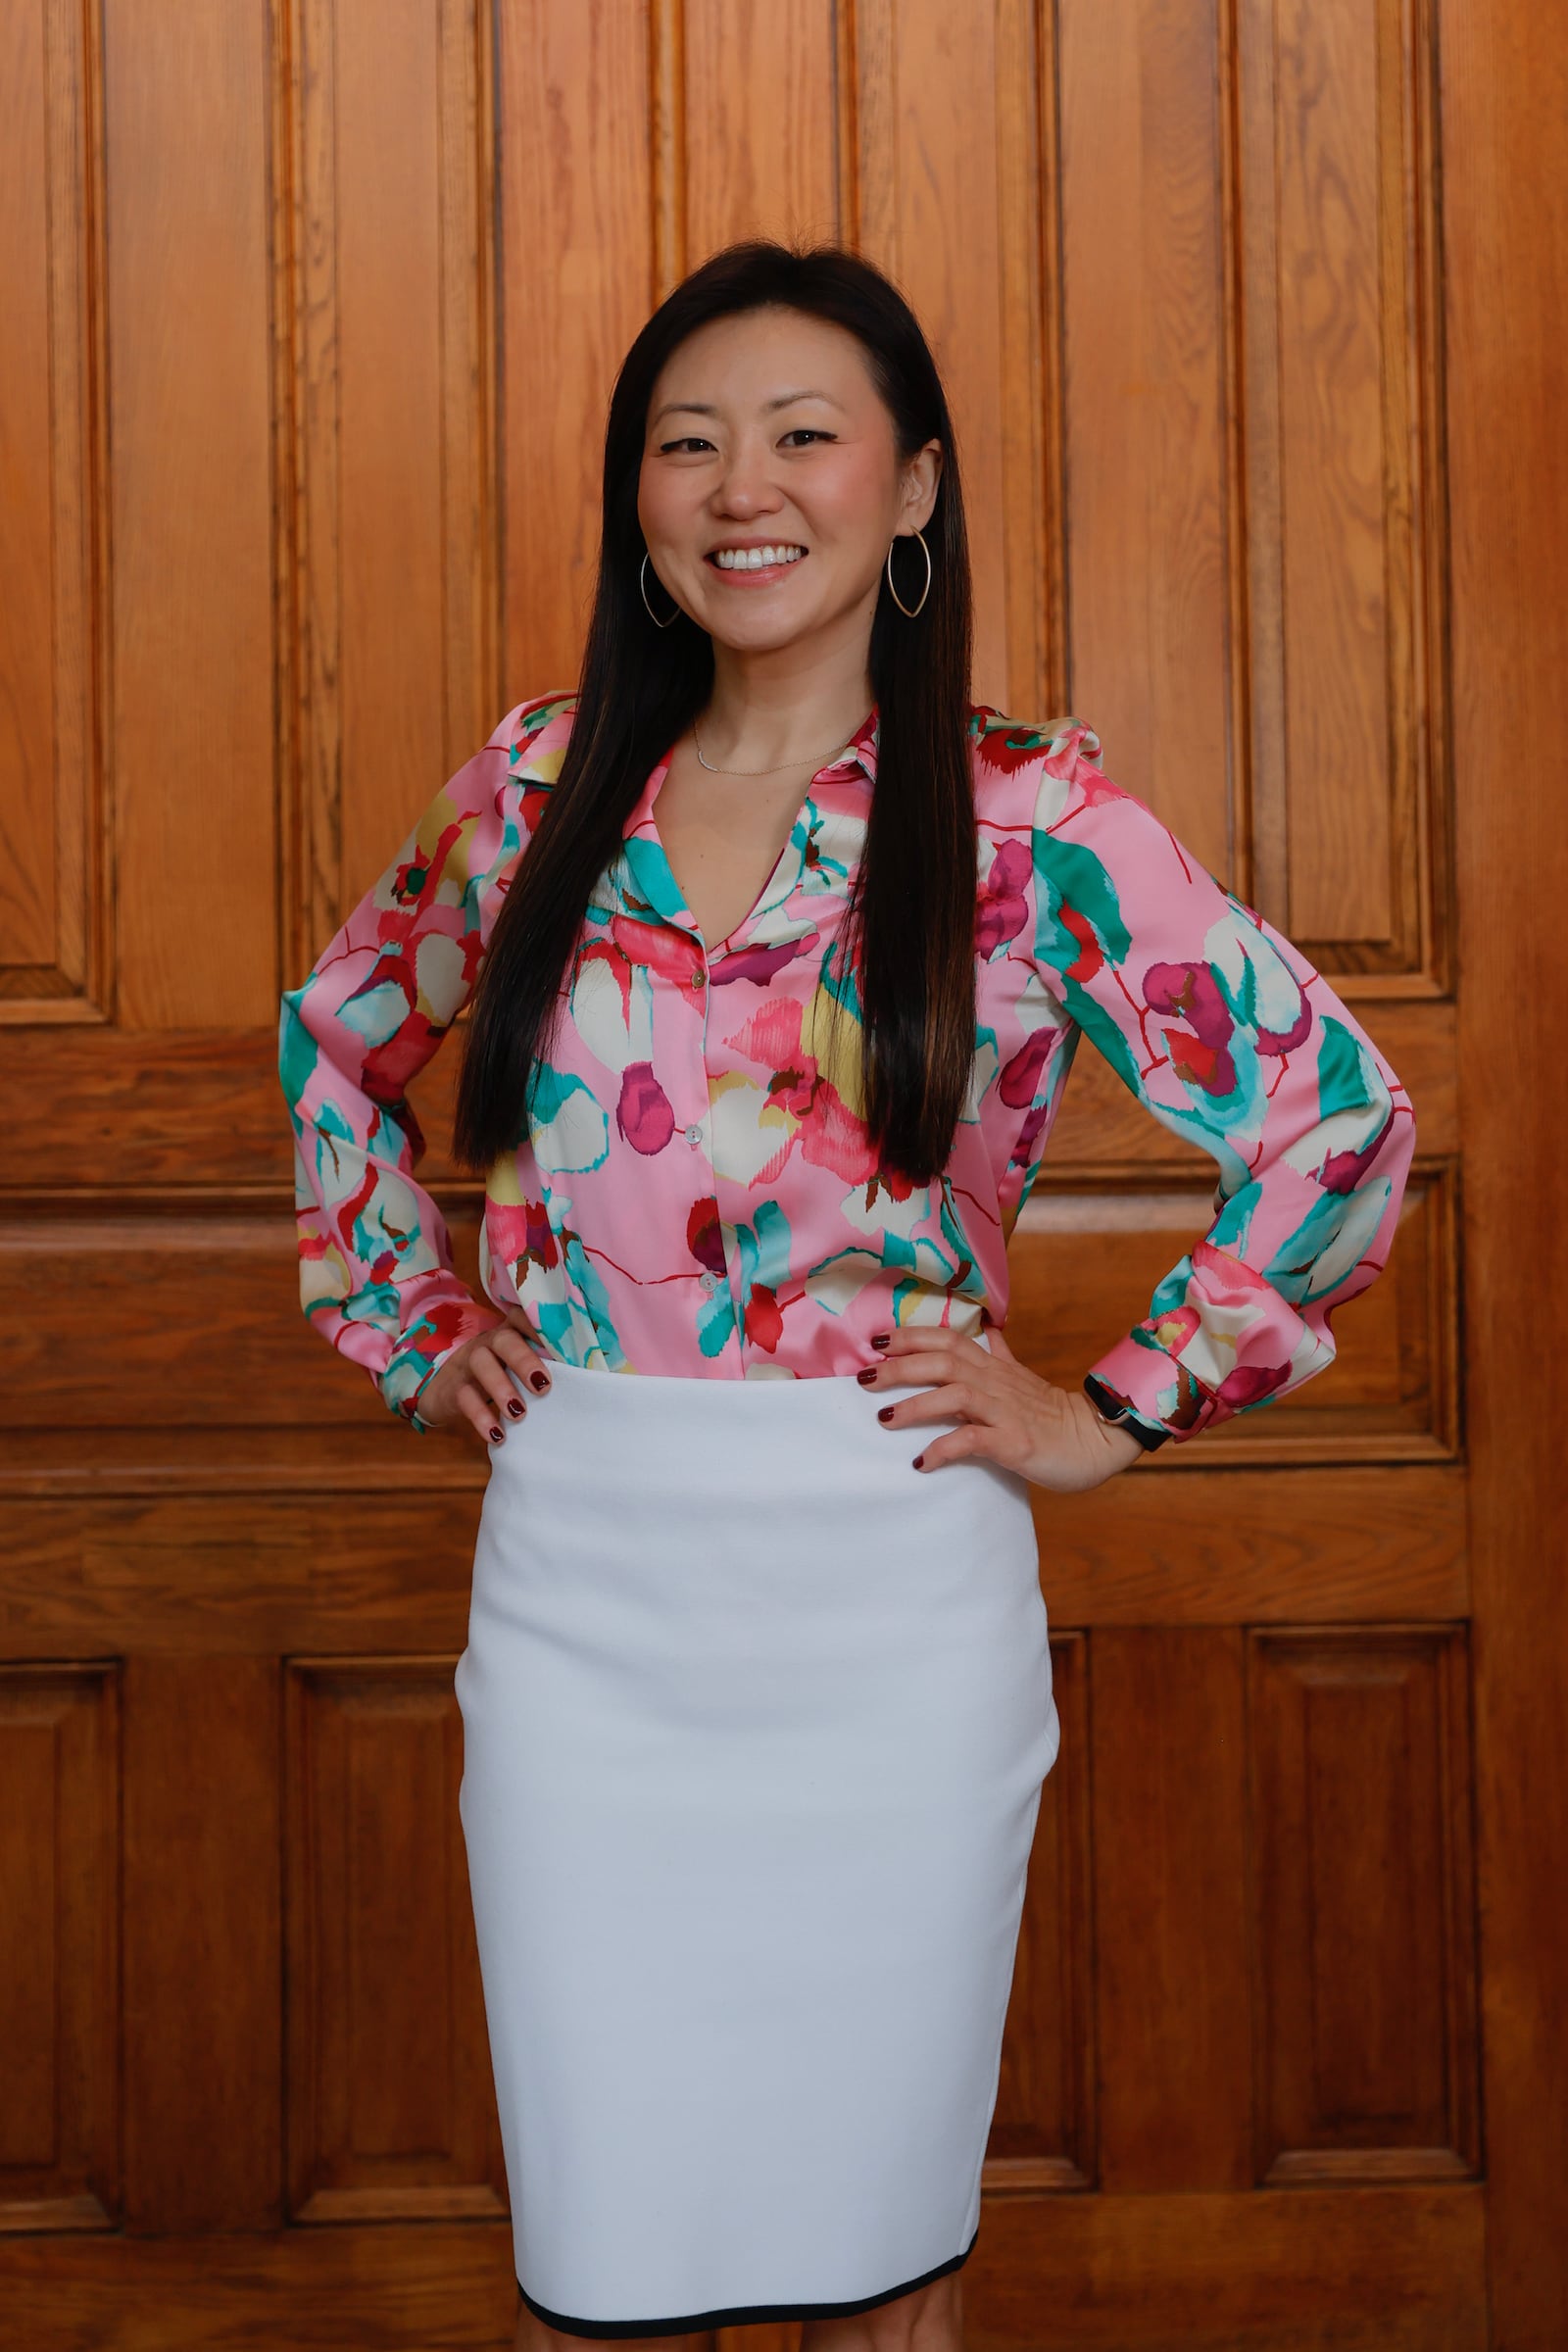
[690, 712, 857, 777]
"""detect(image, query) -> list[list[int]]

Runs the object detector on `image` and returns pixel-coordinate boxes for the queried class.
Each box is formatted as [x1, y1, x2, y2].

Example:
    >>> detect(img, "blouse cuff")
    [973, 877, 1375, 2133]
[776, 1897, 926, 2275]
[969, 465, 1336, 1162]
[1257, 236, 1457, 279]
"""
[381, 1288, 510, 1434]
[1082, 1328, 1223, 1447]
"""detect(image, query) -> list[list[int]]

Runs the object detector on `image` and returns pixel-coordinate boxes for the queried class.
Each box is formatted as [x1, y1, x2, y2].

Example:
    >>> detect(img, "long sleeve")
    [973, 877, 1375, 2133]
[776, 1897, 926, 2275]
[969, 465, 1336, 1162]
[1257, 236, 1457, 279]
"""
[279, 696, 557, 1431]
[1029, 725, 1416, 1444]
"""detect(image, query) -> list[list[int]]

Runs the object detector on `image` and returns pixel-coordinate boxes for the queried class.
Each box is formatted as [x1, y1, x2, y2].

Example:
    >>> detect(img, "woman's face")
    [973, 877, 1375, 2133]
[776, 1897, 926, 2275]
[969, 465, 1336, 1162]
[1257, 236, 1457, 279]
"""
[636, 306, 943, 657]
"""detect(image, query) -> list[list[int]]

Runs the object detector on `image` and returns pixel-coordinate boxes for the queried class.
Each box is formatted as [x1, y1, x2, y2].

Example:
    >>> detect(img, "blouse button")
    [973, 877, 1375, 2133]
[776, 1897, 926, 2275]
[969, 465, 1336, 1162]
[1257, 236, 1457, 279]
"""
[689, 968, 706, 989]
[700, 1269, 721, 1292]
[684, 1124, 703, 1146]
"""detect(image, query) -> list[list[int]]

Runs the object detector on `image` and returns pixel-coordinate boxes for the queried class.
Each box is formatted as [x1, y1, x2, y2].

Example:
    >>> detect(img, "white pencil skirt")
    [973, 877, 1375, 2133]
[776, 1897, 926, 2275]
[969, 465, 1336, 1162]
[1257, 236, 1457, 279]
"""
[453, 1352, 1059, 2337]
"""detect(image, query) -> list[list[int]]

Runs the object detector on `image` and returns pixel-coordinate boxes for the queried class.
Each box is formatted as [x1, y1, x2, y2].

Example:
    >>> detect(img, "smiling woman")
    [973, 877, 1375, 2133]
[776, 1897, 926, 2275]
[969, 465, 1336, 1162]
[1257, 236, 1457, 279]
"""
[278, 237, 1412, 2349]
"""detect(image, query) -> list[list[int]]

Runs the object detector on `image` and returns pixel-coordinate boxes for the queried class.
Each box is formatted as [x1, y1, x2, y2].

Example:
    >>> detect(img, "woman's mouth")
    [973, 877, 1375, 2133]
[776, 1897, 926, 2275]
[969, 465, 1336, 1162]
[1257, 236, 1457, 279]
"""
[705, 544, 808, 584]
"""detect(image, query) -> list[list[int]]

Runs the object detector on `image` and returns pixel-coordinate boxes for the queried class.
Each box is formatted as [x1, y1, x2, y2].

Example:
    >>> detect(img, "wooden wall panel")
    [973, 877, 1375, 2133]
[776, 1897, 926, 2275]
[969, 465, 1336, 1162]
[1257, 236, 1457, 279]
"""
[1055, 0, 1234, 884]
[1089, 1630, 1252, 2191]
[988, 1633, 1094, 2186]
[0, 0, 106, 1021]
[121, 1653, 281, 2230]
[285, 1658, 503, 2221]
[104, 0, 276, 1027]
[0, 1664, 120, 2232]
[1238, 0, 1446, 984]
[1248, 1627, 1480, 2182]
[497, 0, 655, 687]
[280, 0, 498, 966]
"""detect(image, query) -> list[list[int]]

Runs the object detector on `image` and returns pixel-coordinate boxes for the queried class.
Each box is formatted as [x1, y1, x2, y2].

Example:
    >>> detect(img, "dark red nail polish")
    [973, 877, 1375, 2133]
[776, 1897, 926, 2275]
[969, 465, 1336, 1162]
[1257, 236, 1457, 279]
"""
[877, 1405, 895, 1424]
[857, 1365, 878, 1386]
[911, 1453, 925, 1470]
[529, 1369, 550, 1393]
[507, 1398, 525, 1418]
[870, 1332, 891, 1348]
[489, 1425, 505, 1444]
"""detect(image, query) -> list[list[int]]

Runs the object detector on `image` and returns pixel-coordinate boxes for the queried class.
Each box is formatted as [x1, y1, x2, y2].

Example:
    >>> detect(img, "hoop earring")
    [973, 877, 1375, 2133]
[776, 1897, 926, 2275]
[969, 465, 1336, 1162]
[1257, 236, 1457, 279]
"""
[885, 527, 932, 618]
[640, 552, 680, 629]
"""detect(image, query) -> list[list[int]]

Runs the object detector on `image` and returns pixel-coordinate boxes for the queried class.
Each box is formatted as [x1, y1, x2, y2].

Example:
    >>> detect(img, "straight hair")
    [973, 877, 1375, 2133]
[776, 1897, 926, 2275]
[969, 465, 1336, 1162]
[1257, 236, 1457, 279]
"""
[453, 236, 976, 1186]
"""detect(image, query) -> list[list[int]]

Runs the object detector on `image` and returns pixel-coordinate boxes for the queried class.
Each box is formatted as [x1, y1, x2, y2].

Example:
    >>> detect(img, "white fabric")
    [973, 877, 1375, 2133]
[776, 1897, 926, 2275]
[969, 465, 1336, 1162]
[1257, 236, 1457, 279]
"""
[454, 1352, 1059, 2334]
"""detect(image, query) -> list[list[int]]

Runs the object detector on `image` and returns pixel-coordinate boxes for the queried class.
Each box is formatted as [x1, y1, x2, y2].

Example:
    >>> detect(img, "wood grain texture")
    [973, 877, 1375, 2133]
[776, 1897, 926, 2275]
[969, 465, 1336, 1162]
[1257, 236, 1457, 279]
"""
[1250, 1628, 1479, 2183]
[1056, 0, 1234, 882]
[497, 0, 655, 687]
[966, 2182, 1485, 2350]
[1236, 0, 1447, 984]
[103, 0, 276, 1027]
[1445, 0, 1568, 2336]
[0, 1470, 1465, 1654]
[1090, 1629, 1251, 2190]
[276, 0, 499, 973]
[0, 0, 107, 1021]
[988, 1633, 1095, 2185]
[0, 1664, 119, 2233]
[121, 1653, 281, 2231]
[285, 1658, 504, 2222]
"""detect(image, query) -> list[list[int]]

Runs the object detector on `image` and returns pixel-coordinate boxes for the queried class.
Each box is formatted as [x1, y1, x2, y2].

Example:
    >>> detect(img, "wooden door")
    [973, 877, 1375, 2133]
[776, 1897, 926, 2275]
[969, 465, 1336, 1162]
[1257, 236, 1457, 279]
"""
[2, 3, 1562, 2346]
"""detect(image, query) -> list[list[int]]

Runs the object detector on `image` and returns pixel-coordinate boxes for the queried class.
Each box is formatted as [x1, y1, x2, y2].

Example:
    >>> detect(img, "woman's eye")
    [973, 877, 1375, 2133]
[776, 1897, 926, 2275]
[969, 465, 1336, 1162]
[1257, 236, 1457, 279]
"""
[782, 429, 832, 446]
[660, 436, 714, 455]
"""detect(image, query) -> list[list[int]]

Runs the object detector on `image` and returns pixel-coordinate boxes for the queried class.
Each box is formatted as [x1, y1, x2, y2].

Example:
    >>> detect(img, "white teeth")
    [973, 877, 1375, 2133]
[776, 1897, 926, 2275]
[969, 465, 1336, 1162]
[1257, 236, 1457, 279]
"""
[711, 545, 806, 570]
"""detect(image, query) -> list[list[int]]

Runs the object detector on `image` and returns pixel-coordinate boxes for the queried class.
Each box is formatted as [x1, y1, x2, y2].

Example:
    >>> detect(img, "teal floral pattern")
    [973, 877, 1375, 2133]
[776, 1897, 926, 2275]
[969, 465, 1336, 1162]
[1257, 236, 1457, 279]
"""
[280, 693, 1414, 1437]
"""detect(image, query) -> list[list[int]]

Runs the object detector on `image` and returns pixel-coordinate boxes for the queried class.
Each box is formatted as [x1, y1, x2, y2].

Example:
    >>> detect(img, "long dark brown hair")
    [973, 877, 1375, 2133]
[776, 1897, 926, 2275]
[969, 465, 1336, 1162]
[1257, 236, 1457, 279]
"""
[453, 236, 976, 1186]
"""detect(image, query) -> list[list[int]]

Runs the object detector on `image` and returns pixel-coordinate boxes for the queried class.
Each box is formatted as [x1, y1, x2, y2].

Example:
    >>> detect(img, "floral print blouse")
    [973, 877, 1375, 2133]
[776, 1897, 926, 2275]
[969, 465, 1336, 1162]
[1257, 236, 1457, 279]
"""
[279, 691, 1415, 1440]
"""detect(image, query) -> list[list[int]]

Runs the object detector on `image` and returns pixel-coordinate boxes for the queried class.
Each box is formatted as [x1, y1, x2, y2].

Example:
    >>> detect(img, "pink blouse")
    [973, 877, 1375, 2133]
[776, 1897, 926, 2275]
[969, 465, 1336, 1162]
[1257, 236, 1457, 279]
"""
[280, 691, 1414, 1439]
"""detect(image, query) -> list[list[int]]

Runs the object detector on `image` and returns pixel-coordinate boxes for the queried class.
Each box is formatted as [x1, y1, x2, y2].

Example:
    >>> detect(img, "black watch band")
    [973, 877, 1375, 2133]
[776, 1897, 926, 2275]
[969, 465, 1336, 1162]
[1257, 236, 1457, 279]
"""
[1082, 1373, 1170, 1452]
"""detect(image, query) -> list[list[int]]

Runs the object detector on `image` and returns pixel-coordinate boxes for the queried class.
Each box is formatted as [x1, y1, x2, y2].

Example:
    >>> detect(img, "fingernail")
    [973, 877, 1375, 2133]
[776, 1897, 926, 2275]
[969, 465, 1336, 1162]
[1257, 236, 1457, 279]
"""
[870, 1332, 891, 1349]
[911, 1453, 925, 1470]
[857, 1365, 879, 1386]
[877, 1405, 895, 1424]
[489, 1425, 505, 1444]
[506, 1398, 525, 1419]
[529, 1369, 550, 1394]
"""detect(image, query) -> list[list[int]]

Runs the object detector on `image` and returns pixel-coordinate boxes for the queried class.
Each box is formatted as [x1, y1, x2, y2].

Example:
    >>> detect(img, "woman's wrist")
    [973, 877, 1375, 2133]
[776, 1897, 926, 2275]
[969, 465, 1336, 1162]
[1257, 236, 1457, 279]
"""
[1081, 1371, 1170, 1453]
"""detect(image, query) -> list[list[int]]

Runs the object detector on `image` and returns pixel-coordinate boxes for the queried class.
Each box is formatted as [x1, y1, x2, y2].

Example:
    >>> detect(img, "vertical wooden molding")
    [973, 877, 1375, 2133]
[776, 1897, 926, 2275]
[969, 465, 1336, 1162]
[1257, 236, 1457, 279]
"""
[0, 0, 112, 1024]
[1217, 0, 1252, 899]
[650, 0, 687, 302]
[832, 0, 860, 245]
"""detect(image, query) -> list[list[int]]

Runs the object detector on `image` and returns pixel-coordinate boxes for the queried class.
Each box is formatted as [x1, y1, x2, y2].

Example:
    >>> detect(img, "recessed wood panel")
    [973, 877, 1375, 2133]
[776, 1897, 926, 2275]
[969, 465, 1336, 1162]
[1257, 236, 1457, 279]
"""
[1055, 0, 1233, 884]
[0, 0, 106, 1021]
[103, 0, 276, 1026]
[988, 1632, 1095, 2186]
[1007, 1167, 1456, 1463]
[1089, 1629, 1251, 2191]
[1238, 0, 1446, 984]
[1248, 1626, 1480, 2181]
[285, 1657, 504, 2221]
[497, 0, 655, 693]
[282, 0, 499, 968]
[0, 1664, 119, 2231]
[1, 1198, 484, 1432]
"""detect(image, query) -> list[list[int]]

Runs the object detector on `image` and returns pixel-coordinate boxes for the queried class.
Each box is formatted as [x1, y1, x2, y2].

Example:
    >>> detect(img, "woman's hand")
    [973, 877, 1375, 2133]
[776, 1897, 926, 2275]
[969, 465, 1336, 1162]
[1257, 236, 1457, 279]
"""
[416, 1306, 554, 1445]
[858, 1320, 1149, 1491]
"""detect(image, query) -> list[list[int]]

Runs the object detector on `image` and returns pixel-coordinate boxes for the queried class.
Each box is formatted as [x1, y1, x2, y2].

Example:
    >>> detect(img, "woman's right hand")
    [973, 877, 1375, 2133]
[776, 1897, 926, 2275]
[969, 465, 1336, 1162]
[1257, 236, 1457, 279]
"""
[416, 1306, 554, 1444]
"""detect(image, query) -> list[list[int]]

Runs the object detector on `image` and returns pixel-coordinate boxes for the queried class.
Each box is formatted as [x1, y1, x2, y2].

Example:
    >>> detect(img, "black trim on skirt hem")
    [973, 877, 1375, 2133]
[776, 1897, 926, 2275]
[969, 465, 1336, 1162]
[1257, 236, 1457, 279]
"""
[515, 2222, 980, 2338]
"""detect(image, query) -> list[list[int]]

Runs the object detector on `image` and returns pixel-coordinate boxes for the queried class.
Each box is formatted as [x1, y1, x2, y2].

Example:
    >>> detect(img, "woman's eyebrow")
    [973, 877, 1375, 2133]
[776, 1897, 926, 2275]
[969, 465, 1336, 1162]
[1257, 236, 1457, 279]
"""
[650, 389, 848, 426]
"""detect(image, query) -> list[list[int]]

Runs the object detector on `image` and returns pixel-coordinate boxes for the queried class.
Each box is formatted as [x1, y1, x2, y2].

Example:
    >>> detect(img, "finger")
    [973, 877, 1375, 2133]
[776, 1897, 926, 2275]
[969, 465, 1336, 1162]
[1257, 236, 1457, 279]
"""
[911, 1420, 997, 1473]
[863, 1344, 993, 1395]
[481, 1324, 555, 1400]
[873, 1379, 993, 1431]
[456, 1376, 508, 1446]
[468, 1342, 532, 1426]
[983, 1321, 1016, 1361]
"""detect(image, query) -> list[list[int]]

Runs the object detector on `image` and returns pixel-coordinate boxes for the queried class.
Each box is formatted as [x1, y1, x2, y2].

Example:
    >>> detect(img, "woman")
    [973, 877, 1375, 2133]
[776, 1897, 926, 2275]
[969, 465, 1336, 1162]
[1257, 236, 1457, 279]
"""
[280, 239, 1414, 2347]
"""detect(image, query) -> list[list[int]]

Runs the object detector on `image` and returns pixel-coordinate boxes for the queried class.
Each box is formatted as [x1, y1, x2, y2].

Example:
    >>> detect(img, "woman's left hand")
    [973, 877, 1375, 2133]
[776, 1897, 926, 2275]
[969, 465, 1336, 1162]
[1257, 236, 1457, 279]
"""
[859, 1321, 1149, 1492]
